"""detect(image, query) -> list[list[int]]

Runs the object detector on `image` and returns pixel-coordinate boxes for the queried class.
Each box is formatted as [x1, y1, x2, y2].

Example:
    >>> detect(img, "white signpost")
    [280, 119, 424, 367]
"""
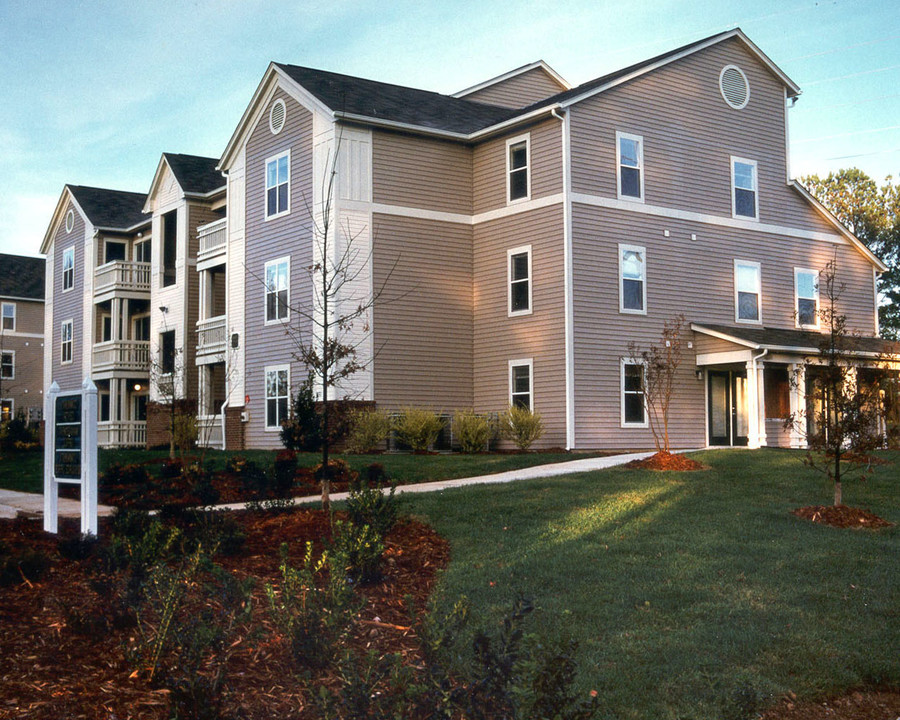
[44, 378, 99, 536]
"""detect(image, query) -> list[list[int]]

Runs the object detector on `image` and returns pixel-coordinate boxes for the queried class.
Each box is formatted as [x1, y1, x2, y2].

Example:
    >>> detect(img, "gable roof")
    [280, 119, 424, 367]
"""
[67, 185, 150, 231]
[0, 253, 44, 301]
[452, 60, 571, 100]
[164, 153, 224, 195]
[692, 323, 899, 357]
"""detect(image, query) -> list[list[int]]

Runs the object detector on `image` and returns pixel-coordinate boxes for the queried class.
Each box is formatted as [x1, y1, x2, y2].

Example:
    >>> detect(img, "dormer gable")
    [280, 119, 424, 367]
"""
[453, 60, 570, 108]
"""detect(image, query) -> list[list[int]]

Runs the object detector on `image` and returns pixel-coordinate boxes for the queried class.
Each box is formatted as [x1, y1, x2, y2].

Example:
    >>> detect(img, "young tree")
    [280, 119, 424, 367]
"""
[627, 314, 686, 455]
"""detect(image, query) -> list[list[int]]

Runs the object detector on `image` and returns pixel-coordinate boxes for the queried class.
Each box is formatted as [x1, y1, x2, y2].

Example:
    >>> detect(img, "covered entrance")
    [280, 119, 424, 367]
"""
[707, 370, 749, 446]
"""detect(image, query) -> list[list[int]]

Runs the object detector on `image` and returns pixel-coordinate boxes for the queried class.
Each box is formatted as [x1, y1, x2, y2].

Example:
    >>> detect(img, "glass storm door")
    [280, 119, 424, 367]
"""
[708, 370, 749, 446]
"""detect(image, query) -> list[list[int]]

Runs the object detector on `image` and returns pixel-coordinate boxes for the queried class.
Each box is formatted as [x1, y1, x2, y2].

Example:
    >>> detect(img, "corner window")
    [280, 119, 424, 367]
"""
[616, 132, 644, 201]
[160, 330, 176, 375]
[506, 135, 530, 203]
[1, 302, 14, 332]
[265, 365, 290, 429]
[1, 351, 13, 379]
[62, 247, 75, 291]
[265, 257, 290, 323]
[621, 361, 646, 426]
[509, 359, 533, 411]
[508, 246, 532, 316]
[619, 244, 646, 314]
[735, 260, 761, 323]
[61, 319, 73, 364]
[795, 268, 819, 328]
[135, 239, 151, 263]
[266, 151, 290, 219]
[732, 157, 758, 219]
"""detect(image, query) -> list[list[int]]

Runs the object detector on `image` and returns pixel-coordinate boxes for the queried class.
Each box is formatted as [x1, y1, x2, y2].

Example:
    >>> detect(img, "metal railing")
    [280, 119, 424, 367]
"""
[92, 340, 150, 373]
[198, 218, 227, 259]
[196, 315, 227, 355]
[94, 260, 151, 294]
[98, 420, 147, 448]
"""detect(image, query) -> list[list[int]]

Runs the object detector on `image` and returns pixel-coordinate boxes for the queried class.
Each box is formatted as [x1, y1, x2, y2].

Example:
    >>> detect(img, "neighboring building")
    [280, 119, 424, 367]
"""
[0, 253, 45, 424]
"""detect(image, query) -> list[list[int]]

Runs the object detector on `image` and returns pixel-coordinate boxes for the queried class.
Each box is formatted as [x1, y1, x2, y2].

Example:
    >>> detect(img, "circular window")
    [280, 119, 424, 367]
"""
[719, 65, 750, 110]
[65, 209, 74, 233]
[269, 98, 286, 135]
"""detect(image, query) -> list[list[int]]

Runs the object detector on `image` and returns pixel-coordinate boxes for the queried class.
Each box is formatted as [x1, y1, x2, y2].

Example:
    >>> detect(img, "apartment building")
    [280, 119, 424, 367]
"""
[0, 253, 44, 423]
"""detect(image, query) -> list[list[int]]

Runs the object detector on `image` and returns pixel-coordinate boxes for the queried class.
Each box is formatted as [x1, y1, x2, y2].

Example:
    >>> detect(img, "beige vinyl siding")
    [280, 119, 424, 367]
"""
[372, 131, 472, 214]
[461, 67, 566, 109]
[0, 298, 44, 418]
[156, 166, 182, 209]
[371, 214, 473, 410]
[569, 37, 835, 236]
[473, 118, 563, 214]
[243, 88, 314, 449]
[184, 204, 219, 399]
[50, 200, 86, 391]
[693, 333, 746, 356]
[473, 205, 566, 446]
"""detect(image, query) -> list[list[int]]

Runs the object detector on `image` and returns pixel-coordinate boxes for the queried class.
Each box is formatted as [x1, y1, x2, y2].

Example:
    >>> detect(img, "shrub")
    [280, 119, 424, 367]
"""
[314, 458, 356, 486]
[346, 465, 398, 539]
[173, 413, 198, 453]
[0, 540, 51, 587]
[331, 520, 385, 585]
[500, 405, 545, 450]
[452, 410, 495, 453]
[394, 407, 445, 452]
[0, 413, 38, 450]
[102, 509, 183, 578]
[281, 371, 322, 452]
[273, 449, 298, 497]
[100, 463, 151, 487]
[345, 407, 392, 454]
[183, 462, 219, 507]
[159, 458, 183, 480]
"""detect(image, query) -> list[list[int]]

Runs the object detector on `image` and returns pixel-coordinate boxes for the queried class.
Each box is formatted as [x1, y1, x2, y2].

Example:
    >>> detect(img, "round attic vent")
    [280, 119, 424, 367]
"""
[269, 98, 286, 135]
[65, 209, 74, 233]
[719, 65, 750, 109]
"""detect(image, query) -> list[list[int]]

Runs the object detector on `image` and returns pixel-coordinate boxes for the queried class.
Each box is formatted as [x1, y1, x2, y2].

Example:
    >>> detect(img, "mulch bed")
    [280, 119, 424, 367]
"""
[0, 509, 449, 719]
[791, 505, 894, 529]
[761, 688, 900, 720]
[624, 450, 706, 471]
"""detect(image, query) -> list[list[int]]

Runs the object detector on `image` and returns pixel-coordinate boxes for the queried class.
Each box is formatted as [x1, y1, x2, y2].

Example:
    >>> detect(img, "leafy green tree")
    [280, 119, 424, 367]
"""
[803, 169, 900, 338]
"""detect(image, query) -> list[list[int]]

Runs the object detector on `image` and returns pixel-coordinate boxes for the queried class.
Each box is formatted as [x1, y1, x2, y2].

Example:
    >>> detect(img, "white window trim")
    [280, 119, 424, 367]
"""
[620, 358, 648, 428]
[65, 208, 75, 233]
[264, 149, 291, 220]
[1, 398, 13, 421]
[507, 245, 533, 317]
[61, 319, 74, 365]
[264, 364, 291, 431]
[1, 350, 14, 380]
[616, 131, 645, 202]
[269, 98, 287, 135]
[62, 246, 75, 292]
[508, 358, 534, 411]
[159, 329, 176, 377]
[731, 156, 759, 221]
[264, 256, 291, 325]
[734, 259, 762, 325]
[103, 239, 128, 265]
[794, 267, 820, 329]
[1, 302, 15, 332]
[505, 133, 531, 205]
[618, 243, 647, 315]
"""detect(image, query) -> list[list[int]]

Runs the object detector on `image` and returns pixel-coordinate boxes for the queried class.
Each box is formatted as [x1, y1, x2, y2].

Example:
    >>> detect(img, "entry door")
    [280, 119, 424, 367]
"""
[708, 370, 749, 446]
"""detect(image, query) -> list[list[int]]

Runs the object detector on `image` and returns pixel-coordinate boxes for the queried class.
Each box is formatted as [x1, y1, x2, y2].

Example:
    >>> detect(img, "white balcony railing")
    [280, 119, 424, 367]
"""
[98, 420, 147, 448]
[196, 414, 225, 449]
[92, 340, 150, 373]
[198, 218, 227, 260]
[196, 315, 227, 356]
[94, 261, 151, 295]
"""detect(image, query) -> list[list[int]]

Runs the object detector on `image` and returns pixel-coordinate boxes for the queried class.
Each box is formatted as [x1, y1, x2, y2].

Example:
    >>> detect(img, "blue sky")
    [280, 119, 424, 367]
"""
[1, 0, 898, 257]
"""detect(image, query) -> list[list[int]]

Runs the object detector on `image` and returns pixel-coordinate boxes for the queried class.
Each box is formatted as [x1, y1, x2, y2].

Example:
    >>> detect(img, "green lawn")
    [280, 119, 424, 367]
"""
[399, 448, 900, 720]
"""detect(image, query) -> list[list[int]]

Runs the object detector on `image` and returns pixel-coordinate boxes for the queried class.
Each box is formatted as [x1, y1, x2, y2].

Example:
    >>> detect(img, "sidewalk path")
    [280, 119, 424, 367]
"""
[0, 489, 116, 520]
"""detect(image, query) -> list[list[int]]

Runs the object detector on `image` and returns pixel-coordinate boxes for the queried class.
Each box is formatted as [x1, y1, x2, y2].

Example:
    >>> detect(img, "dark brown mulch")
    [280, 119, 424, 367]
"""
[791, 504, 894, 529]
[624, 450, 706, 471]
[839, 452, 893, 466]
[760, 688, 900, 720]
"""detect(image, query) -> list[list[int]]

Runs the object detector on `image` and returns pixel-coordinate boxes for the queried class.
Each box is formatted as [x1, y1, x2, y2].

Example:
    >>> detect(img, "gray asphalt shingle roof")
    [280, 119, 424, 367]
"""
[67, 185, 150, 231]
[0, 253, 44, 300]
[693, 323, 900, 356]
[163, 153, 224, 195]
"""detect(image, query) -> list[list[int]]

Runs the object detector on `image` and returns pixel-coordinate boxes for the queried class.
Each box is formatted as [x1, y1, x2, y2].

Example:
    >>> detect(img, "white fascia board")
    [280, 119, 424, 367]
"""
[40, 186, 90, 255]
[143, 155, 180, 213]
[452, 60, 571, 98]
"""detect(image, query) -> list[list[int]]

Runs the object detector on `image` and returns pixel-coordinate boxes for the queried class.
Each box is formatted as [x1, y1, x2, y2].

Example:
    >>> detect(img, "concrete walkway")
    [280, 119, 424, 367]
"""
[0, 450, 663, 519]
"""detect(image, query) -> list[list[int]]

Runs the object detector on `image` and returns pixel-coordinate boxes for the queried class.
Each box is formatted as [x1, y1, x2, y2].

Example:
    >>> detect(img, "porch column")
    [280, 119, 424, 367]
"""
[745, 359, 763, 449]
[757, 362, 767, 448]
[789, 363, 806, 449]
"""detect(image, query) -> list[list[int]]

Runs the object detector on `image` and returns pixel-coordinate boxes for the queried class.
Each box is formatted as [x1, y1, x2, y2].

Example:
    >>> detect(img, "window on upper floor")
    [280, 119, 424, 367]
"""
[616, 132, 644, 201]
[509, 359, 533, 411]
[61, 320, 73, 364]
[101, 315, 113, 343]
[506, 135, 530, 203]
[266, 151, 290, 219]
[62, 247, 75, 291]
[162, 210, 177, 287]
[265, 257, 290, 323]
[1, 303, 14, 332]
[732, 157, 758, 219]
[508, 246, 532, 316]
[1, 351, 13, 380]
[795, 268, 819, 328]
[266, 365, 290, 429]
[619, 244, 646, 314]
[621, 360, 647, 427]
[104, 240, 127, 264]
[160, 330, 176, 375]
[135, 239, 151, 264]
[735, 260, 761, 323]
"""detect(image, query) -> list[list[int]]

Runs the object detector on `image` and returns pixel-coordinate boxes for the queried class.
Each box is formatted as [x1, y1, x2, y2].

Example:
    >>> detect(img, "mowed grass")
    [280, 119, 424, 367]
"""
[400, 448, 900, 720]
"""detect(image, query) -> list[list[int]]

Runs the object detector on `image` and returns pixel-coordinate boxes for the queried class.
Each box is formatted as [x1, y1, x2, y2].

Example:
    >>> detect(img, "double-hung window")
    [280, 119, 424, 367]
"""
[62, 247, 75, 291]
[265, 365, 290, 429]
[509, 359, 533, 411]
[506, 135, 530, 203]
[266, 151, 290, 219]
[160, 330, 176, 375]
[732, 157, 758, 219]
[1, 302, 14, 331]
[61, 320, 73, 364]
[265, 257, 290, 323]
[0, 351, 13, 380]
[508, 246, 532, 316]
[619, 244, 646, 314]
[621, 361, 647, 426]
[795, 268, 819, 328]
[735, 260, 762, 323]
[616, 132, 644, 201]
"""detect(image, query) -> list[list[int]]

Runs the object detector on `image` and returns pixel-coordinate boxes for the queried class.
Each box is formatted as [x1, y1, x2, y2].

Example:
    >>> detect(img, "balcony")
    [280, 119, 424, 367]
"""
[92, 340, 150, 375]
[98, 421, 146, 448]
[196, 315, 227, 361]
[197, 218, 227, 266]
[196, 414, 224, 449]
[94, 261, 150, 299]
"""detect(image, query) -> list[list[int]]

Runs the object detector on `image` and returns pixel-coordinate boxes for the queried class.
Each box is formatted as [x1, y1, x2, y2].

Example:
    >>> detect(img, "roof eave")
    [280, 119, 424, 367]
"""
[452, 60, 571, 99]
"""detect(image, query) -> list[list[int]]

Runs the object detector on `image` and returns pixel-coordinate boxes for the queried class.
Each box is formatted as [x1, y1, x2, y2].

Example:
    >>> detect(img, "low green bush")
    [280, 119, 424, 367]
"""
[394, 407, 445, 452]
[273, 449, 298, 497]
[345, 407, 392, 454]
[452, 410, 495, 453]
[346, 464, 398, 539]
[331, 520, 385, 585]
[500, 405, 545, 450]
[0, 539, 51, 587]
